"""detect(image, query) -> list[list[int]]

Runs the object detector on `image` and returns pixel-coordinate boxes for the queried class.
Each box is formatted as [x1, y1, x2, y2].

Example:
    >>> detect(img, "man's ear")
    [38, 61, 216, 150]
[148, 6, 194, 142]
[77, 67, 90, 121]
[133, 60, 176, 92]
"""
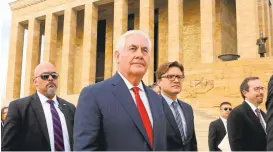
[157, 79, 162, 88]
[114, 50, 120, 64]
[242, 90, 248, 97]
[33, 78, 37, 87]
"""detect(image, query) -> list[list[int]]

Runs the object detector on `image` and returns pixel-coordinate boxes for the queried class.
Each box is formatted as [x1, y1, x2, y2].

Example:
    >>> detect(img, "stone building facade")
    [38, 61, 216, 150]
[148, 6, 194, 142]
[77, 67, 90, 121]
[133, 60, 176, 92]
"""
[4, 0, 273, 107]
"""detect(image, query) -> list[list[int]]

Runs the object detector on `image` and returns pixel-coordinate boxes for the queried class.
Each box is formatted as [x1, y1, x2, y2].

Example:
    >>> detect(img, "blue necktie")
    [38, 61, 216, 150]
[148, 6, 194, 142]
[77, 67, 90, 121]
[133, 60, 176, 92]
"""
[47, 100, 65, 151]
[172, 101, 186, 143]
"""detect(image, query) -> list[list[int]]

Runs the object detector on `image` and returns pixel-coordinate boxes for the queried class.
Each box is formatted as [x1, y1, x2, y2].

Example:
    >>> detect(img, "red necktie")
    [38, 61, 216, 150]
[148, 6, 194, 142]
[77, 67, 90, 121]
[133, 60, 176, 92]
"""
[132, 87, 153, 147]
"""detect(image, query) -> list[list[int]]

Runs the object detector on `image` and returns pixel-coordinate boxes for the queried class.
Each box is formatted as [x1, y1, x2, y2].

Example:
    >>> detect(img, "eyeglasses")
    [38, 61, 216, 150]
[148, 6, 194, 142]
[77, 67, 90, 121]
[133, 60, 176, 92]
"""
[253, 87, 266, 92]
[160, 75, 185, 81]
[34, 73, 59, 80]
[223, 108, 232, 111]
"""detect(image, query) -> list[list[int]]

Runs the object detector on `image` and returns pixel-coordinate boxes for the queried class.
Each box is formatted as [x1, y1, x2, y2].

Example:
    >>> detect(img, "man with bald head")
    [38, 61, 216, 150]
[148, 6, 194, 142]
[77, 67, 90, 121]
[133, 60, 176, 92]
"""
[74, 30, 166, 150]
[2, 62, 76, 151]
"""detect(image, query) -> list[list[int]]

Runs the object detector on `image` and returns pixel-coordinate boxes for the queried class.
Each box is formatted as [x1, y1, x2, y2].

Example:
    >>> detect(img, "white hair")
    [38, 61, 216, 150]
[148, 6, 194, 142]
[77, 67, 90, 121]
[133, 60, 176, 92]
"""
[115, 30, 152, 52]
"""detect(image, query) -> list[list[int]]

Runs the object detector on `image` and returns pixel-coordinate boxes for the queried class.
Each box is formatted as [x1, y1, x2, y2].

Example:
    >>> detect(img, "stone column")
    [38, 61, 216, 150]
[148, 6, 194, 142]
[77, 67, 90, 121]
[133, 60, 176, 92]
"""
[134, 8, 139, 30]
[140, 0, 154, 84]
[236, 0, 259, 58]
[258, 0, 266, 33]
[104, 17, 113, 79]
[60, 8, 76, 95]
[158, 2, 168, 67]
[81, 3, 98, 88]
[5, 21, 24, 102]
[200, 0, 216, 63]
[24, 18, 41, 96]
[43, 13, 58, 64]
[168, 0, 183, 63]
[264, 0, 272, 56]
[112, 0, 128, 75]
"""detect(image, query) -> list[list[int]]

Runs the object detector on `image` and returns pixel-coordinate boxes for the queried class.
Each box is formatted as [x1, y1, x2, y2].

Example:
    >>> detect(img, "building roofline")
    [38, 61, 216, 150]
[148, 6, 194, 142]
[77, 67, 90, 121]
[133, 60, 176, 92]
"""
[9, 0, 46, 11]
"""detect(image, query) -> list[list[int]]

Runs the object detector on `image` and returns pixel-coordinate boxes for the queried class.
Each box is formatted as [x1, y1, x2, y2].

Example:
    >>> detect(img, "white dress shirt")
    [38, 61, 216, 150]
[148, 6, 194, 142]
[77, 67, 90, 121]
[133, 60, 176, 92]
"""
[37, 91, 71, 151]
[220, 117, 228, 132]
[161, 93, 187, 137]
[245, 99, 266, 129]
[118, 72, 153, 127]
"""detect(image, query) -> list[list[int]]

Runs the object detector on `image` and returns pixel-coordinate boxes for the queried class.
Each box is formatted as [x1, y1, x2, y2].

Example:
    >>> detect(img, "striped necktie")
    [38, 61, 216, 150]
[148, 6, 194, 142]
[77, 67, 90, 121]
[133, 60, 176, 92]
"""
[172, 101, 186, 143]
[255, 108, 266, 132]
[47, 100, 65, 151]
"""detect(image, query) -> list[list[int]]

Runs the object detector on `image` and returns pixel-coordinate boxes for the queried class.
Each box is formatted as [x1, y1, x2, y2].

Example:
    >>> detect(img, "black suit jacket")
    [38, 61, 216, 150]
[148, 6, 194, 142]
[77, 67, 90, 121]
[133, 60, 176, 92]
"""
[161, 95, 197, 151]
[227, 101, 266, 151]
[1, 93, 76, 151]
[266, 75, 273, 151]
[208, 118, 226, 151]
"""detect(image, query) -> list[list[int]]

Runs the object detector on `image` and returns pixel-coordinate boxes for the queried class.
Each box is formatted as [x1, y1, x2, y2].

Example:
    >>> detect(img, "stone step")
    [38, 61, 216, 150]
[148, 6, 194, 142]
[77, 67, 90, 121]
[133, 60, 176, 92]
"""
[193, 107, 216, 151]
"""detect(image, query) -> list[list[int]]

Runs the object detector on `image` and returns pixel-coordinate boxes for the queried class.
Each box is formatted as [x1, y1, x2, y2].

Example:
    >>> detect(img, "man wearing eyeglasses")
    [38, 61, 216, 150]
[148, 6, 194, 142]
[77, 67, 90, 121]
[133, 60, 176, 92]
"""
[156, 61, 197, 151]
[208, 102, 232, 151]
[227, 77, 267, 151]
[2, 62, 76, 151]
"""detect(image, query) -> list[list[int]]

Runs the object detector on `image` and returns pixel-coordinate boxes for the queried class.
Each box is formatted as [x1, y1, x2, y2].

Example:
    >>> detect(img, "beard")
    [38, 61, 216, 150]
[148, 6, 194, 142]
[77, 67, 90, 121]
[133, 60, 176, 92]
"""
[47, 87, 56, 95]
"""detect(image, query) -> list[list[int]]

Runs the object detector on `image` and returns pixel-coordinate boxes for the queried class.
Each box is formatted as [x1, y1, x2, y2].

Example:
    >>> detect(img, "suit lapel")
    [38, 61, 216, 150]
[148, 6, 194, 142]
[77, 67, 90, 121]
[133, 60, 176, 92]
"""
[143, 84, 161, 149]
[161, 96, 181, 137]
[111, 73, 151, 148]
[243, 102, 266, 134]
[217, 118, 227, 134]
[58, 98, 73, 149]
[30, 93, 50, 145]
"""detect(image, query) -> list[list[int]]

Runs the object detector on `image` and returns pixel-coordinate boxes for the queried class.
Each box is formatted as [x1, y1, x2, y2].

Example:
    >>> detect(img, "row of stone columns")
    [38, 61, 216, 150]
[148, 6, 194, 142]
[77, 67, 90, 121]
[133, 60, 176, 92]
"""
[5, 0, 273, 102]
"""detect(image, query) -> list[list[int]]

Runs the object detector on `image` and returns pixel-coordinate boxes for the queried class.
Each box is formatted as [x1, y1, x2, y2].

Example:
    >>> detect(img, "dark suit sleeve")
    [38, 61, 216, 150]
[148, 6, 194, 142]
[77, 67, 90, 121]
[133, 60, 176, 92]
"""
[266, 75, 273, 151]
[73, 87, 102, 151]
[227, 110, 243, 151]
[208, 121, 217, 151]
[191, 118, 198, 151]
[1, 101, 22, 151]
[187, 105, 197, 151]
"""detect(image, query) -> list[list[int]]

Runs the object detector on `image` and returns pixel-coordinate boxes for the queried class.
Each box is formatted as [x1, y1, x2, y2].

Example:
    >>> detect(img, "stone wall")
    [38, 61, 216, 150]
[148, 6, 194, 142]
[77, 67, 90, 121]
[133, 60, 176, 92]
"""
[183, 0, 201, 67]
[181, 56, 273, 110]
[220, 0, 237, 54]
[59, 57, 273, 108]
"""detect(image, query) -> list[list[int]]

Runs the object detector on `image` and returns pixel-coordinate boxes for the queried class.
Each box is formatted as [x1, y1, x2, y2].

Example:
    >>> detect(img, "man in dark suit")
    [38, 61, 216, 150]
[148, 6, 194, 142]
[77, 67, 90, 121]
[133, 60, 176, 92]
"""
[156, 61, 197, 151]
[1, 62, 76, 151]
[74, 30, 166, 151]
[266, 75, 273, 151]
[227, 76, 266, 151]
[208, 102, 232, 151]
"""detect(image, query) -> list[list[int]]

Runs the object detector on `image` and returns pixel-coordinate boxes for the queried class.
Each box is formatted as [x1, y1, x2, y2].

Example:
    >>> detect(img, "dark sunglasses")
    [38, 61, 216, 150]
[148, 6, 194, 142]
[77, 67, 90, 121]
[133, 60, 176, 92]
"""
[34, 73, 59, 80]
[223, 108, 232, 111]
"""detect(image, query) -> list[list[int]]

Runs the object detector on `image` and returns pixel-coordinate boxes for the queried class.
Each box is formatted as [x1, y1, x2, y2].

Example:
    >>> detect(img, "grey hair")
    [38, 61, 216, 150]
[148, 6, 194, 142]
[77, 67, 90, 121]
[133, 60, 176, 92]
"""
[115, 30, 152, 52]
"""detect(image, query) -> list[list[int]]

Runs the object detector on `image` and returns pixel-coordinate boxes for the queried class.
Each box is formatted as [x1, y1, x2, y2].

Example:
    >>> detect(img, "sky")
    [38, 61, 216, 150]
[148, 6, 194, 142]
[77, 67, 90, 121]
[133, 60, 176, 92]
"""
[0, 0, 14, 104]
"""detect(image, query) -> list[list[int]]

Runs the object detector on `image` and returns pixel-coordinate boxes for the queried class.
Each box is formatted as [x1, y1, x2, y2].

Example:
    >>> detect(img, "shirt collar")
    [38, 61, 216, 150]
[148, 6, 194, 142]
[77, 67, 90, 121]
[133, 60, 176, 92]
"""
[161, 92, 178, 107]
[220, 117, 227, 123]
[245, 99, 259, 112]
[37, 91, 58, 105]
[118, 71, 144, 91]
